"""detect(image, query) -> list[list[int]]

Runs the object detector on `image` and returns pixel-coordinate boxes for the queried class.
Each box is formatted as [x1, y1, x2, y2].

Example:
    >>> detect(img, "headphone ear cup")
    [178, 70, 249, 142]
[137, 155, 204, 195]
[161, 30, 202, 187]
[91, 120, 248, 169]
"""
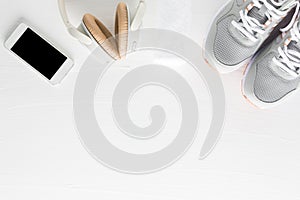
[83, 13, 120, 60]
[115, 2, 129, 59]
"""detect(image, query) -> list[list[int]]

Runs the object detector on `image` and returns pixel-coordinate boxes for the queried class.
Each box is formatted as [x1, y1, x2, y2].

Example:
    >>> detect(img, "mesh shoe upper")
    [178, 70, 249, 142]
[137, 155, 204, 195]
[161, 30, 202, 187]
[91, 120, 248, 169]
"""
[254, 52, 300, 103]
[214, 16, 257, 66]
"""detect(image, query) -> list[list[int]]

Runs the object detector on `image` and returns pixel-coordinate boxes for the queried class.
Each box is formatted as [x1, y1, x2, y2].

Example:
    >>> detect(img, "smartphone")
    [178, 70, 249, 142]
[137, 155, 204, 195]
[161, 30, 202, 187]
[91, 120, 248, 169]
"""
[4, 23, 73, 85]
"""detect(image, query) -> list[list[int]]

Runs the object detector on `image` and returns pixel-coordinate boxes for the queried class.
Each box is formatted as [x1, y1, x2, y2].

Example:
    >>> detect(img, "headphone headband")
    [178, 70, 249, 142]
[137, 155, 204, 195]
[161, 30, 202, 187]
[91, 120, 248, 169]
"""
[58, 0, 146, 45]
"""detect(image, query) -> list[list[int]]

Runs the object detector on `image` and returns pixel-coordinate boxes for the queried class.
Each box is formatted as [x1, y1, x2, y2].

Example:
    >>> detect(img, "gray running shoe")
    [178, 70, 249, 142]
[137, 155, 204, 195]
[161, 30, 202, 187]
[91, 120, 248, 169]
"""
[204, 0, 299, 73]
[243, 20, 300, 108]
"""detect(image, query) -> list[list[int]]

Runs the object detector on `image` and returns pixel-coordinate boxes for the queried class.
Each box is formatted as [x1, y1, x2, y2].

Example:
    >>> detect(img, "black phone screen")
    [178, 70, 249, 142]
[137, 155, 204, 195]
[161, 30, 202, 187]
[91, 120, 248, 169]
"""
[11, 28, 67, 80]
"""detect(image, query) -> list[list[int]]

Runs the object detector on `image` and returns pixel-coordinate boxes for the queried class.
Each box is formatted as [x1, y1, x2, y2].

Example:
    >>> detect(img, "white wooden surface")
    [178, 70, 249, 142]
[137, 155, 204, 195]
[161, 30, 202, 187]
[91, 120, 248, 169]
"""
[1, 0, 300, 199]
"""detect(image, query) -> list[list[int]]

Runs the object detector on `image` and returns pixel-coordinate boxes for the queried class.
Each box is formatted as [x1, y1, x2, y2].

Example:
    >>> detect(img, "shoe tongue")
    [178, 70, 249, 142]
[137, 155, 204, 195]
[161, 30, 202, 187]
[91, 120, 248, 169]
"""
[288, 40, 300, 71]
[247, 0, 287, 24]
[274, 40, 300, 80]
[288, 41, 300, 52]
[288, 23, 300, 55]
[248, 6, 268, 24]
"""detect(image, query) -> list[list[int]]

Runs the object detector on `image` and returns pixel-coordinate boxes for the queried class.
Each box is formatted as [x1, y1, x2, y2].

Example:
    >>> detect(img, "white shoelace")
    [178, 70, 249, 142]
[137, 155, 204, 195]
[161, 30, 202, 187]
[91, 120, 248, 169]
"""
[273, 21, 300, 77]
[232, 0, 299, 42]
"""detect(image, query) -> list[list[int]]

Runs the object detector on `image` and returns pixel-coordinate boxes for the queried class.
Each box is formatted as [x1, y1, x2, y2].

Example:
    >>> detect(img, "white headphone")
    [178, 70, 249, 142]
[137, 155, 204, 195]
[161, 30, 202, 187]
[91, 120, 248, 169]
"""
[58, 0, 146, 59]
